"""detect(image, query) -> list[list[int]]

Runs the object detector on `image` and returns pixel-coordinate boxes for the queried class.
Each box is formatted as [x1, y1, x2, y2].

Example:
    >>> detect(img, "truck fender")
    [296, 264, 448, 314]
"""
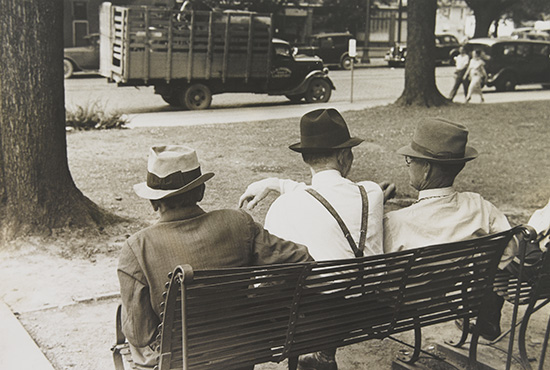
[283, 70, 335, 96]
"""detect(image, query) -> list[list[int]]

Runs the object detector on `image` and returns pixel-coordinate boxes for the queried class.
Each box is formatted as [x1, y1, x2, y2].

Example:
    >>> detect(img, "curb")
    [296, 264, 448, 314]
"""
[0, 301, 56, 370]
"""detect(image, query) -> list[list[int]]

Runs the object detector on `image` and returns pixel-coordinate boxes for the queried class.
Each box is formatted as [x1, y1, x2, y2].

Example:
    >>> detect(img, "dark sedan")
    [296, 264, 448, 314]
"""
[385, 34, 461, 67]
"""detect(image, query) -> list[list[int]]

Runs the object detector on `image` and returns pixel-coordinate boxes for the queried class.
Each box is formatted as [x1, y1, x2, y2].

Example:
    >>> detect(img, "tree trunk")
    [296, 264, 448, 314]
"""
[0, 0, 119, 240]
[465, 0, 514, 38]
[395, 0, 448, 107]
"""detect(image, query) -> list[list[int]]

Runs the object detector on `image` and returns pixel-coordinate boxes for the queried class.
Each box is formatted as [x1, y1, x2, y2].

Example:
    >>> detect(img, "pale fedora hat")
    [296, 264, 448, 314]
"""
[289, 108, 363, 153]
[133, 145, 214, 200]
[397, 117, 478, 163]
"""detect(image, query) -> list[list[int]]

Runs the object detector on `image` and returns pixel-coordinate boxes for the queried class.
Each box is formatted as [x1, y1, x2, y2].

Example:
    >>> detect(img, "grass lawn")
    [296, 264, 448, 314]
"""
[61, 100, 550, 255]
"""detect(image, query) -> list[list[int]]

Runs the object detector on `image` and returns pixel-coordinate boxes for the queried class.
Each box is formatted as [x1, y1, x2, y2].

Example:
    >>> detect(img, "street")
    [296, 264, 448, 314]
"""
[64, 64, 550, 127]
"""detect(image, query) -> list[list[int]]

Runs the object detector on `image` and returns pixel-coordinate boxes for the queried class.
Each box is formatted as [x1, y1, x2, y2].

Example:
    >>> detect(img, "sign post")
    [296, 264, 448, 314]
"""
[348, 39, 357, 103]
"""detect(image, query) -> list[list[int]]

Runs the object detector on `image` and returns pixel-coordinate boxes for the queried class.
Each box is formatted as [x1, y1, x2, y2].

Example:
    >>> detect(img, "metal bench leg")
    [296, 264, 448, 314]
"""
[538, 313, 550, 370]
[448, 317, 470, 348]
[467, 329, 481, 370]
[518, 299, 537, 370]
[288, 355, 298, 370]
[397, 326, 421, 364]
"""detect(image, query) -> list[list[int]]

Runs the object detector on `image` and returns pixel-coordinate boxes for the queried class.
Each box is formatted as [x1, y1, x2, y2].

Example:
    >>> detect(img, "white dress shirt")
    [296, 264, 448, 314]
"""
[265, 170, 384, 261]
[383, 187, 517, 269]
[528, 198, 550, 248]
[455, 54, 470, 71]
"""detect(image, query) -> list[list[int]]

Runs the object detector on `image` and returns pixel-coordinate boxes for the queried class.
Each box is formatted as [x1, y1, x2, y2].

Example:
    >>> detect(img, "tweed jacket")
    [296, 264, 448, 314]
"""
[118, 205, 312, 349]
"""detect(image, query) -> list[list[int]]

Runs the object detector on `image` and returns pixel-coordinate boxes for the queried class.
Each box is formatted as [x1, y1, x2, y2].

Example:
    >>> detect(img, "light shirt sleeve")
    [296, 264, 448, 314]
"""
[279, 179, 307, 194]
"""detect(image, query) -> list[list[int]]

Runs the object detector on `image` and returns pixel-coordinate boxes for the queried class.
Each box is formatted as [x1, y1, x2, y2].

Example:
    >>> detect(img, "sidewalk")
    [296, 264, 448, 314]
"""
[0, 301, 55, 370]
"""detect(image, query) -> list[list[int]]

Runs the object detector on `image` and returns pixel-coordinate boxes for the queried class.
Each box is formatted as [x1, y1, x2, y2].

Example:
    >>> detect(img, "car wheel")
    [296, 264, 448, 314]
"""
[495, 75, 516, 92]
[285, 94, 303, 103]
[181, 84, 212, 110]
[341, 55, 353, 70]
[305, 78, 331, 103]
[63, 59, 74, 79]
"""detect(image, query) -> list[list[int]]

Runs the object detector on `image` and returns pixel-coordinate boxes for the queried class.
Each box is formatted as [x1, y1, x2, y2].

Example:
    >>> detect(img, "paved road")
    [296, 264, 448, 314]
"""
[64, 63, 550, 127]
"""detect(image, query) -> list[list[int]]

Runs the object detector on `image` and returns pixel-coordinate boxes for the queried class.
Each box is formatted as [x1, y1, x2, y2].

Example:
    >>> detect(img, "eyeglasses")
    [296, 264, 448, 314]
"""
[405, 156, 412, 166]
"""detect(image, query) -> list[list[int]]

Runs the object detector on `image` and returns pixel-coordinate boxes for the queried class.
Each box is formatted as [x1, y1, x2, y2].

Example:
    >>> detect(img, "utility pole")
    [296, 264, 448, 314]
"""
[397, 0, 403, 43]
[364, 0, 371, 63]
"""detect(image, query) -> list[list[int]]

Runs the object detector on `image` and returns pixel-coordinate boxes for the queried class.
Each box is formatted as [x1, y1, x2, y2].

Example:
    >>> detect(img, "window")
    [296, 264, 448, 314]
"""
[319, 38, 333, 49]
[73, 1, 88, 21]
[532, 43, 549, 56]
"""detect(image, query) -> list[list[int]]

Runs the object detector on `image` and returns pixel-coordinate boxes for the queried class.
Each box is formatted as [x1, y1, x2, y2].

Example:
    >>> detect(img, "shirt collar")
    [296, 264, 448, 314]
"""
[417, 187, 455, 201]
[311, 170, 346, 187]
[158, 205, 206, 223]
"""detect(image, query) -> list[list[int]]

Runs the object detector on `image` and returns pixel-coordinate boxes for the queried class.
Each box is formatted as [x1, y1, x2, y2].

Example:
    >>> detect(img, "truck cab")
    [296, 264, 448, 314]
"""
[268, 39, 333, 103]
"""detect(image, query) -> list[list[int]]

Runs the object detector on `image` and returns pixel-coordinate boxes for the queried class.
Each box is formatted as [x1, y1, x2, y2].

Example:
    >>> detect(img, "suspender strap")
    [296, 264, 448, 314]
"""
[305, 185, 369, 258]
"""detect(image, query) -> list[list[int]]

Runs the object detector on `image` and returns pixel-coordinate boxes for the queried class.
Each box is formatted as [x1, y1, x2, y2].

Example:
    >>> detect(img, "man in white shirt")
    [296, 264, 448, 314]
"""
[384, 117, 518, 340]
[240, 108, 386, 370]
[448, 46, 470, 102]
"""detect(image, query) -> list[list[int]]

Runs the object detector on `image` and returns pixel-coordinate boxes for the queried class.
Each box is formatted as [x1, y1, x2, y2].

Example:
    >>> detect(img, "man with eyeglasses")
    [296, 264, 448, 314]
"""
[383, 117, 518, 341]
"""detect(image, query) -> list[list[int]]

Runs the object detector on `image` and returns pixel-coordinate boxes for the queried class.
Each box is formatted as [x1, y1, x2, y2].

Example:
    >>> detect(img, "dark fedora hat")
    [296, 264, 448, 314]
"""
[397, 118, 478, 163]
[289, 108, 364, 153]
[133, 145, 214, 200]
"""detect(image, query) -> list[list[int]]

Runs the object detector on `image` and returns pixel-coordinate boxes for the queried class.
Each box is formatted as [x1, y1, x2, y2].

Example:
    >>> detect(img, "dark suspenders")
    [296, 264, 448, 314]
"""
[305, 186, 369, 258]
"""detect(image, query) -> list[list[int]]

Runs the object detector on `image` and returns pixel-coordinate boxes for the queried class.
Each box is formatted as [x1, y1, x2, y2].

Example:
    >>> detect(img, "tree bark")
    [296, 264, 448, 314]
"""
[395, 0, 448, 107]
[0, 0, 119, 240]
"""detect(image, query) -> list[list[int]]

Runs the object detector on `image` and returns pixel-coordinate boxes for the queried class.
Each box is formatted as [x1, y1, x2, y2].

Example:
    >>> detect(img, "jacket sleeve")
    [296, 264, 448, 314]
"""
[117, 242, 160, 347]
[242, 210, 313, 264]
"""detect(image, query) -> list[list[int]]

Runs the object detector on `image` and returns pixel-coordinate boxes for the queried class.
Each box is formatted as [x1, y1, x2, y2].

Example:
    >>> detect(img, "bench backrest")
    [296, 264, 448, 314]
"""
[157, 226, 524, 370]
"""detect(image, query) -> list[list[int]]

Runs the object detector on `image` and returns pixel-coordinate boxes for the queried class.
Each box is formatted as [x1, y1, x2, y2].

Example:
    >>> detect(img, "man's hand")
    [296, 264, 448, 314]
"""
[238, 178, 281, 210]
[379, 181, 396, 204]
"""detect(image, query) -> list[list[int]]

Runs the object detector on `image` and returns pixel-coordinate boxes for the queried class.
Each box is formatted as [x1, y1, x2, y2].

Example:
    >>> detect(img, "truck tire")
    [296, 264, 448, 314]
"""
[64, 59, 74, 79]
[182, 84, 212, 110]
[305, 78, 331, 103]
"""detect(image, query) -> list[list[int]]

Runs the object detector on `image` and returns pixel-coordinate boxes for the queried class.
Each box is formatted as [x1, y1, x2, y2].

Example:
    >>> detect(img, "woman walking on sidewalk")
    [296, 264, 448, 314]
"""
[465, 49, 488, 103]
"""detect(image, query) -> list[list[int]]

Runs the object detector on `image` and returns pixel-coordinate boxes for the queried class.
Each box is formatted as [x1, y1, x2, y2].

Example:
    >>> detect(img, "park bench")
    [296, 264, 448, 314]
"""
[112, 225, 533, 370]
[451, 234, 550, 370]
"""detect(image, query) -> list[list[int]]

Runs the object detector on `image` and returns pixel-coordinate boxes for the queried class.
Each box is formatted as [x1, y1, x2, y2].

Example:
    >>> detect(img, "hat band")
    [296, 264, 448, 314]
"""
[411, 141, 464, 160]
[147, 167, 202, 190]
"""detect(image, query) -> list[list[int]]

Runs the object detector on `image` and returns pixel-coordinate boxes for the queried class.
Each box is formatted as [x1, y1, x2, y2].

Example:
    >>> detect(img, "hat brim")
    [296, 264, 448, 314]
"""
[133, 172, 214, 200]
[396, 145, 478, 162]
[289, 137, 364, 153]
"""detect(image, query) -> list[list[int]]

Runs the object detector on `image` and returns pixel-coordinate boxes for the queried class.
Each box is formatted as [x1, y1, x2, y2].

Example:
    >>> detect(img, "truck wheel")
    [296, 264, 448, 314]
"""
[182, 84, 212, 110]
[305, 79, 331, 103]
[285, 94, 303, 103]
[64, 59, 74, 79]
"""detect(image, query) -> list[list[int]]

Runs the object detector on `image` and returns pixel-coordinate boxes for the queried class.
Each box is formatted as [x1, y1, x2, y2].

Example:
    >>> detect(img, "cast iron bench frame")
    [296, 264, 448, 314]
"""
[112, 225, 533, 370]
[457, 235, 550, 370]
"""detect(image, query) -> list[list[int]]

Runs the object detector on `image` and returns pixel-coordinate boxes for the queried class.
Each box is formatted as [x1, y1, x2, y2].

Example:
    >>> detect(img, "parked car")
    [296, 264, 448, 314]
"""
[295, 32, 356, 70]
[63, 33, 100, 79]
[511, 27, 550, 41]
[384, 34, 461, 67]
[464, 38, 550, 91]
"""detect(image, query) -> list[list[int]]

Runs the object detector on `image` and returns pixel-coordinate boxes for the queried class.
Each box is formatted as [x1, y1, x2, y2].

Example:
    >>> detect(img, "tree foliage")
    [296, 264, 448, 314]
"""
[465, 0, 550, 38]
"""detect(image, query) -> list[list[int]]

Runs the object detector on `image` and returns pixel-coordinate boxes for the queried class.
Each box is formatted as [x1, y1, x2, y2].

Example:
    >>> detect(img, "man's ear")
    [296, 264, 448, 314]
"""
[423, 161, 432, 181]
[150, 200, 160, 212]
